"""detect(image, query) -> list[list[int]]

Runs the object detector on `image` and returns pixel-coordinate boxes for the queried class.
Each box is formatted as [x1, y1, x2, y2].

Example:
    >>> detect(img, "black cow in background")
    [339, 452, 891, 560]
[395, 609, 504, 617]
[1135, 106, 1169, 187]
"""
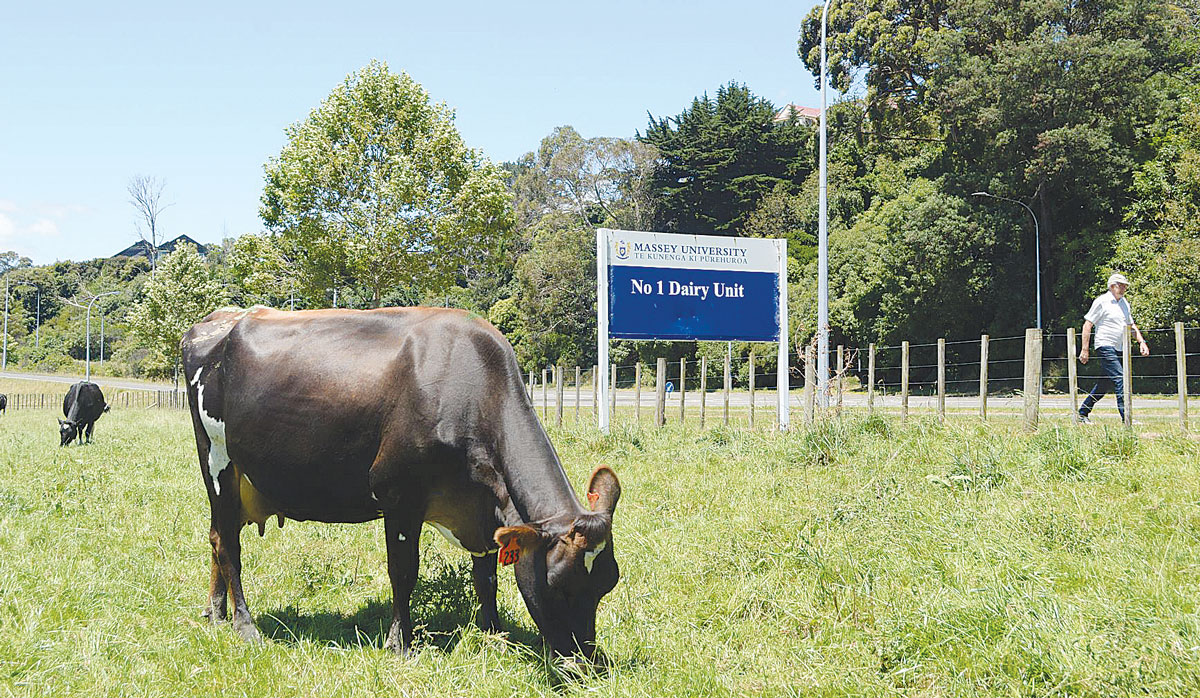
[60, 382, 109, 446]
[0, 393, 6, 416]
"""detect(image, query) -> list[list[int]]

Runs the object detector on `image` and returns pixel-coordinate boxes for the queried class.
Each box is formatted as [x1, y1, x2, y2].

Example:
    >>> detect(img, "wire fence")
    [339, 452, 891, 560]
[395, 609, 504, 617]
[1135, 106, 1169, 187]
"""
[522, 324, 1200, 430]
[0, 388, 188, 412]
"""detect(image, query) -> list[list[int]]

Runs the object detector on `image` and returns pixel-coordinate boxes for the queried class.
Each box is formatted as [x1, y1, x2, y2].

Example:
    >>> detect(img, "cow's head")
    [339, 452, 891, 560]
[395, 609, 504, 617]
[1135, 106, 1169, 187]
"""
[494, 466, 621, 663]
[58, 419, 79, 446]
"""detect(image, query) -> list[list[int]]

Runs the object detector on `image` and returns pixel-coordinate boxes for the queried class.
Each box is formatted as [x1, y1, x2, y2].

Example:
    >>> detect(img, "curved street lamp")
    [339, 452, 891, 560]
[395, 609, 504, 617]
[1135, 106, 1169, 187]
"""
[62, 291, 120, 382]
[972, 191, 1042, 331]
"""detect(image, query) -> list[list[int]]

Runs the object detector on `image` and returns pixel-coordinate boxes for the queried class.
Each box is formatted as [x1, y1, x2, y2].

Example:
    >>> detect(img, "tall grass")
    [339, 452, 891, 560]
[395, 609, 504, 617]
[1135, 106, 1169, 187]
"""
[1, 405, 1199, 696]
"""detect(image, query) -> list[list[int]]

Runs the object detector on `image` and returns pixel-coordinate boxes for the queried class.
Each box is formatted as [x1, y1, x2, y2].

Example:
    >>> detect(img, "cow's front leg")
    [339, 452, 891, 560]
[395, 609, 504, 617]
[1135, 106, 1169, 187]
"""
[84, 421, 95, 443]
[472, 552, 500, 633]
[383, 515, 421, 655]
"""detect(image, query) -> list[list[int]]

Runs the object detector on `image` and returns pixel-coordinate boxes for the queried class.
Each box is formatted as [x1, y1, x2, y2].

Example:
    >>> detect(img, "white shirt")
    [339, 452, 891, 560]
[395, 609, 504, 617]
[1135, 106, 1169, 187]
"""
[1084, 291, 1134, 349]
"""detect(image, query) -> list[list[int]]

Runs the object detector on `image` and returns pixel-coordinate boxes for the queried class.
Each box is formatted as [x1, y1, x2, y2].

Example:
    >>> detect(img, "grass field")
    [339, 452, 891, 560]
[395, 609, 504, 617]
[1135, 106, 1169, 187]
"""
[2, 406, 1200, 696]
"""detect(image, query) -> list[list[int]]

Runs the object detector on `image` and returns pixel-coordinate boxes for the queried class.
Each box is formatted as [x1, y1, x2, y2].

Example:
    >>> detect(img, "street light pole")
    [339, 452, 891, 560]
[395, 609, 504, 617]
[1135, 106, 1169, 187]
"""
[972, 191, 1042, 330]
[2, 275, 8, 371]
[817, 0, 832, 407]
[62, 291, 120, 382]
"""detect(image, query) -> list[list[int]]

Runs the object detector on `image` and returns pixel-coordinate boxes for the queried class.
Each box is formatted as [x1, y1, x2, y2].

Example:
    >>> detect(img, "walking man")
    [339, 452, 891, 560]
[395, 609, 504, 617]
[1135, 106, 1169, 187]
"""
[1078, 273, 1149, 423]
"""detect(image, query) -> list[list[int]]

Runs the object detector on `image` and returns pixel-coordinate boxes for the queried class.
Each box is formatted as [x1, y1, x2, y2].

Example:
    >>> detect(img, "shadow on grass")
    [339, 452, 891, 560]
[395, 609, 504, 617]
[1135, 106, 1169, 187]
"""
[256, 560, 543, 656]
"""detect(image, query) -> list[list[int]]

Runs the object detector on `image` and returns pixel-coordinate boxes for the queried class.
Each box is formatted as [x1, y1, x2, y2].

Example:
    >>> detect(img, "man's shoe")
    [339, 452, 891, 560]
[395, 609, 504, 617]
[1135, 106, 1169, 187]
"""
[1077, 413, 1092, 424]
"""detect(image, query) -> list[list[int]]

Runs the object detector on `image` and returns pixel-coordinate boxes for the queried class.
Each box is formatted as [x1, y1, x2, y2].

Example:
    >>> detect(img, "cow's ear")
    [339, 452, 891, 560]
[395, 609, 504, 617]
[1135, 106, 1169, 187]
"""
[586, 466, 621, 514]
[58, 419, 67, 426]
[493, 524, 543, 553]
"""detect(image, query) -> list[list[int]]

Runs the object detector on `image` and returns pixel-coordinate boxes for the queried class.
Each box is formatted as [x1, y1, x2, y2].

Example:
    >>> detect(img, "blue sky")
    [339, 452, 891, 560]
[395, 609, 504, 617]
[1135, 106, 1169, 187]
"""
[1, 1, 825, 265]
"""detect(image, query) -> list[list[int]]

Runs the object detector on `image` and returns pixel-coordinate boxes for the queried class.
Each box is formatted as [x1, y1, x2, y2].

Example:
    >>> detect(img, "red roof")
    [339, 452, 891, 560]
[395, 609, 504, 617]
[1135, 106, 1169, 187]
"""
[774, 104, 821, 123]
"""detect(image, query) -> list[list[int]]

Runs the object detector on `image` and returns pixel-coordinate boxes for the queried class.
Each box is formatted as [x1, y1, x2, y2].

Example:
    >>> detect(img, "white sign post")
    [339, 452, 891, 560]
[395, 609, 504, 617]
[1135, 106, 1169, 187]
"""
[597, 228, 788, 433]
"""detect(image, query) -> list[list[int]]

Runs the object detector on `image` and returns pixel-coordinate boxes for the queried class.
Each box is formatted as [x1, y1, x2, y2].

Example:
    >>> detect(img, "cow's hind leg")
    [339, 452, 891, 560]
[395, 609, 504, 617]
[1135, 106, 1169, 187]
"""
[383, 514, 422, 655]
[472, 553, 500, 633]
[210, 478, 261, 643]
[203, 523, 229, 622]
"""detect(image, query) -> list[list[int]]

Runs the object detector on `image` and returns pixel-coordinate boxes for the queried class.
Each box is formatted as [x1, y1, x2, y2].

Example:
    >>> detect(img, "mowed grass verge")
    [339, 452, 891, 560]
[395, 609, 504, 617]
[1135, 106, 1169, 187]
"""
[2, 406, 1199, 696]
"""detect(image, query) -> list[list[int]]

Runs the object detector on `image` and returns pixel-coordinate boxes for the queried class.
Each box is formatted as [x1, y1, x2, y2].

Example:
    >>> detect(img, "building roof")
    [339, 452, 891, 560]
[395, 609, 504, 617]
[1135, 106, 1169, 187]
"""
[112, 234, 209, 259]
[774, 104, 821, 124]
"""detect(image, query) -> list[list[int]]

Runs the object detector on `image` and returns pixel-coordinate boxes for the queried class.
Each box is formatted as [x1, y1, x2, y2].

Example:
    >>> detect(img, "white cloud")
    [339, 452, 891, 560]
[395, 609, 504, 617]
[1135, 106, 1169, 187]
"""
[36, 203, 89, 218]
[0, 213, 14, 241]
[28, 219, 60, 238]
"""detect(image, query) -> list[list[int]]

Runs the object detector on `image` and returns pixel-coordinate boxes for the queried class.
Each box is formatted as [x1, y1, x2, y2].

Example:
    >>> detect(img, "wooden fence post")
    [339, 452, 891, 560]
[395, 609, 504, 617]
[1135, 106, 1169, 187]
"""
[980, 334, 989, 421]
[700, 356, 708, 430]
[804, 345, 816, 424]
[723, 352, 731, 426]
[1178, 322, 1188, 433]
[635, 363, 643, 425]
[901, 341, 910, 421]
[542, 369, 549, 421]
[655, 358, 666, 427]
[1024, 328, 1042, 432]
[528, 370, 534, 400]
[610, 364, 617, 422]
[836, 344, 844, 413]
[555, 366, 564, 428]
[749, 350, 756, 428]
[575, 366, 581, 422]
[1067, 328, 1079, 418]
[679, 358, 686, 425]
[937, 338, 946, 422]
[1122, 326, 1133, 429]
[867, 343, 876, 414]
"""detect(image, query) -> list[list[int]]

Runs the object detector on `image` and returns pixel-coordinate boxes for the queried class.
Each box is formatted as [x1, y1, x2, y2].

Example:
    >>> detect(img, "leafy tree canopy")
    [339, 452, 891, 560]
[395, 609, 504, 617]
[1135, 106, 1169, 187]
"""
[127, 243, 225, 378]
[260, 60, 515, 307]
[641, 82, 814, 236]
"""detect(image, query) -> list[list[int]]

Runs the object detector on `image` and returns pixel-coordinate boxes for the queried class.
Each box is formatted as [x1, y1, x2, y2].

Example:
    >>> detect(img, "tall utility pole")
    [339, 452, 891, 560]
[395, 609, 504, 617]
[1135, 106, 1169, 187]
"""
[2, 275, 8, 371]
[817, 0, 832, 406]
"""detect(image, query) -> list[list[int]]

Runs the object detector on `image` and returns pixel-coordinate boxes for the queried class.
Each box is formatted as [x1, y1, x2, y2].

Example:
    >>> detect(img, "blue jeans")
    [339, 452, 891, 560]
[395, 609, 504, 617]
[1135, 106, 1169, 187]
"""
[1080, 346, 1124, 419]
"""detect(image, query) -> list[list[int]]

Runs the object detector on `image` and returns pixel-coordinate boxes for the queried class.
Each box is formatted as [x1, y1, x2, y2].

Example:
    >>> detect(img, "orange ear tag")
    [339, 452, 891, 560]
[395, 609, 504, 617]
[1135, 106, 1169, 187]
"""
[498, 538, 521, 566]
[587, 492, 600, 508]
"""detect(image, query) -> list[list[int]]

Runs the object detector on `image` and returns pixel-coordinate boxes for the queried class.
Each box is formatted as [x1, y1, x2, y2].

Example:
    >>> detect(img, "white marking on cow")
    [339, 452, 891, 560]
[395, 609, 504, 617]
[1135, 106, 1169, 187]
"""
[193, 367, 230, 495]
[429, 522, 496, 557]
[583, 540, 607, 574]
[396, 532, 406, 542]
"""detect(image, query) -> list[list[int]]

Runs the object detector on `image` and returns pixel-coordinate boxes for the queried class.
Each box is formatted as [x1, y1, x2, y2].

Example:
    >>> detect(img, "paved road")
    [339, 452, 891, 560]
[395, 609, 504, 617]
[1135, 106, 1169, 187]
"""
[0, 370, 177, 392]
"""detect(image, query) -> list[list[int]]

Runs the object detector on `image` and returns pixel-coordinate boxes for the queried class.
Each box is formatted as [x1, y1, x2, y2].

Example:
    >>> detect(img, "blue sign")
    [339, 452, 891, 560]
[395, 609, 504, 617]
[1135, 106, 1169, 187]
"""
[596, 228, 790, 432]
[609, 265, 780, 341]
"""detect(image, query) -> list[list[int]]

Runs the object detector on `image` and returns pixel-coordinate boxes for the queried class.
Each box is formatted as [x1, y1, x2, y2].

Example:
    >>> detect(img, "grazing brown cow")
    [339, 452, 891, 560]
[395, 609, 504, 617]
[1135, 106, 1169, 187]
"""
[181, 306, 620, 660]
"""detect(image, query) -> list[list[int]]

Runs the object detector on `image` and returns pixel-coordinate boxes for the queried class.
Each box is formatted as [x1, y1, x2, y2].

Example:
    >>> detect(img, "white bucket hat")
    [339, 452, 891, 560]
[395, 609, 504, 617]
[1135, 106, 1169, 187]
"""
[1107, 272, 1129, 288]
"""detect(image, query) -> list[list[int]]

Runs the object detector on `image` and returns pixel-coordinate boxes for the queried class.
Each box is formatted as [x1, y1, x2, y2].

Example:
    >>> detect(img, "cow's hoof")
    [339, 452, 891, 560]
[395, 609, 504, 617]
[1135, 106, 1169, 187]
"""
[234, 620, 263, 644]
[202, 605, 227, 623]
[384, 635, 415, 658]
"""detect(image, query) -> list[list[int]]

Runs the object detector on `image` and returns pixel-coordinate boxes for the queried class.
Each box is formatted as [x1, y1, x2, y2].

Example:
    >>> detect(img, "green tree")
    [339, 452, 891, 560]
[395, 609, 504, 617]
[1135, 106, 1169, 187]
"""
[1111, 81, 1200, 327]
[799, 0, 1198, 329]
[509, 126, 658, 233]
[641, 82, 814, 236]
[260, 60, 514, 307]
[509, 214, 596, 369]
[127, 243, 225, 378]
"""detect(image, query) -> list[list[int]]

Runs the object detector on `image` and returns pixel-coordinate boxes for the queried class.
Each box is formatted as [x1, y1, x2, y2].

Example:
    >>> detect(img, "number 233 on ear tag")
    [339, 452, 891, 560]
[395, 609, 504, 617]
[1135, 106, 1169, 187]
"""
[498, 538, 521, 566]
